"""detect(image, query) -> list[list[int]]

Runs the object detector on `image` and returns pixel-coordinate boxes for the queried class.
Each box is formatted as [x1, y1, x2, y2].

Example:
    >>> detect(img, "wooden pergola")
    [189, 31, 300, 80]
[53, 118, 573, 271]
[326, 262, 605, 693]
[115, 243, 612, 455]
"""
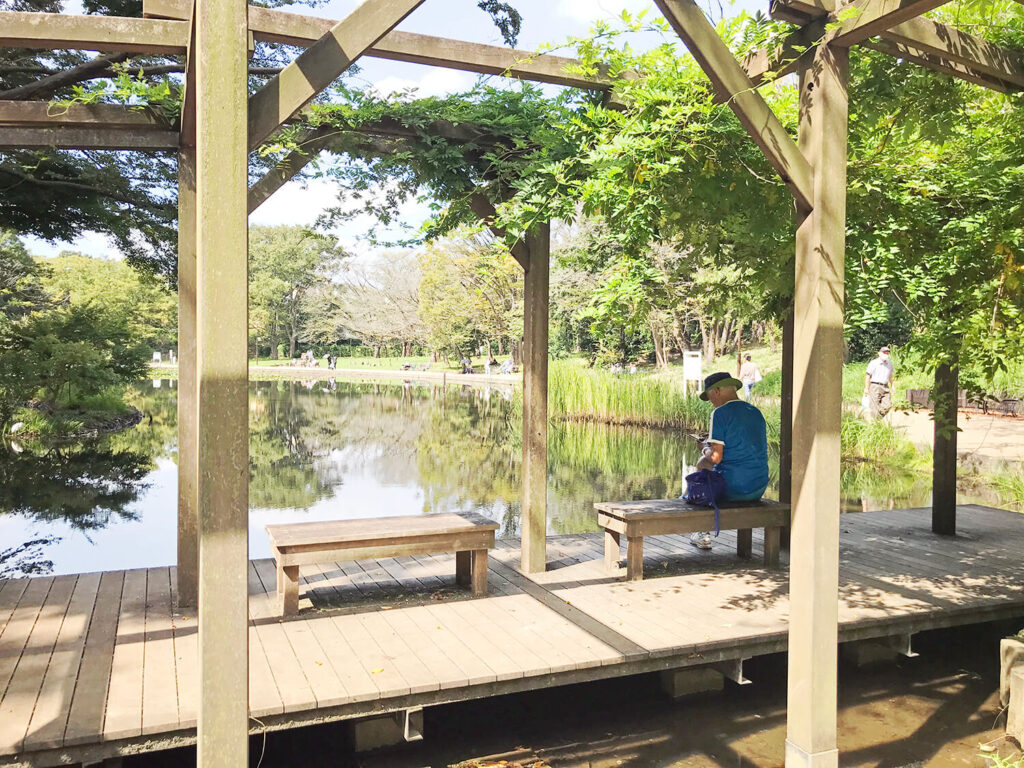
[0, 1, 1021, 766]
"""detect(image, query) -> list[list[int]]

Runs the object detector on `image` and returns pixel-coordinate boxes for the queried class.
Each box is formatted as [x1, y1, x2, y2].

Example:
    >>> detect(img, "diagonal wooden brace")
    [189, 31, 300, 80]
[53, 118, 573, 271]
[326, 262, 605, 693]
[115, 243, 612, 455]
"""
[247, 0, 425, 152]
[654, 0, 813, 209]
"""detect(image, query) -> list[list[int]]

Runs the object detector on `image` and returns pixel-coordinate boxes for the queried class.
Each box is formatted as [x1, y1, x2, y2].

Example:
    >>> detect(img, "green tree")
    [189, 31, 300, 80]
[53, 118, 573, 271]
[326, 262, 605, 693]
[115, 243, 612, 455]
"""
[40, 251, 177, 352]
[248, 225, 346, 359]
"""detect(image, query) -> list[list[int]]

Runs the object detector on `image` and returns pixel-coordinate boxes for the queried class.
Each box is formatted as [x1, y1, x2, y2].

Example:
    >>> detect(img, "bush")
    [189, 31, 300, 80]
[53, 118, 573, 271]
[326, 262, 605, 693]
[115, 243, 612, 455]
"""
[0, 304, 148, 434]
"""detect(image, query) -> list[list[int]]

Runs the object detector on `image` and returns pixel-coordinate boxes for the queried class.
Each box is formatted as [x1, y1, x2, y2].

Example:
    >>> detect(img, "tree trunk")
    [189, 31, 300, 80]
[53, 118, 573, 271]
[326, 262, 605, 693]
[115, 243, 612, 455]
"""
[288, 333, 297, 359]
[651, 325, 666, 369]
[735, 322, 744, 375]
[497, 337, 505, 355]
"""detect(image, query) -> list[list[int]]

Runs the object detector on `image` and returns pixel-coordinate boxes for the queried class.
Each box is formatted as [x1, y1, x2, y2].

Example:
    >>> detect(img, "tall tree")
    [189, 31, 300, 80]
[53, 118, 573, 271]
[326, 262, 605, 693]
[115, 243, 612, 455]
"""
[248, 225, 346, 359]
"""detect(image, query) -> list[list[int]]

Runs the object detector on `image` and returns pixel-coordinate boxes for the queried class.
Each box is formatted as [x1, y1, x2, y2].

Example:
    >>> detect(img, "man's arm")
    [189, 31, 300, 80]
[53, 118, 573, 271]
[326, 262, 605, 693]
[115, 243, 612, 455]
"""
[696, 442, 724, 470]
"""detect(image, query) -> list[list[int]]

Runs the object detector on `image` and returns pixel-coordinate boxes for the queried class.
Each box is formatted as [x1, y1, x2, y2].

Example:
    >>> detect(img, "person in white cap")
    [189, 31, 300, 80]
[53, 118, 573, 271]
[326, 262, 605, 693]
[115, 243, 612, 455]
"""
[864, 346, 895, 419]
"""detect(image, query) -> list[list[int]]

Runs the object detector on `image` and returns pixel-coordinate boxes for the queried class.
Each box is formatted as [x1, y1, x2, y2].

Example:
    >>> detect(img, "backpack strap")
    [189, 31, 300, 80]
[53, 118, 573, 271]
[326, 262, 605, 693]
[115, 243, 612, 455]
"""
[712, 496, 721, 537]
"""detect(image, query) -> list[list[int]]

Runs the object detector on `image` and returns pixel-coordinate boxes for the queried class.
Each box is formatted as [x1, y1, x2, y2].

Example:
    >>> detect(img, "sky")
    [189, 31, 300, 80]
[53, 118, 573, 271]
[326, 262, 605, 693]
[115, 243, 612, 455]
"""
[24, 0, 768, 260]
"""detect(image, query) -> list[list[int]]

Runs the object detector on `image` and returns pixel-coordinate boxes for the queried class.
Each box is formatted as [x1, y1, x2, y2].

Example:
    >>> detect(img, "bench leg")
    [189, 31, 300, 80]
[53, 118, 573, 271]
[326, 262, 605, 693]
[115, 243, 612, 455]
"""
[737, 529, 753, 560]
[280, 565, 299, 616]
[604, 529, 622, 572]
[626, 536, 644, 581]
[764, 526, 781, 568]
[455, 550, 471, 587]
[470, 550, 488, 595]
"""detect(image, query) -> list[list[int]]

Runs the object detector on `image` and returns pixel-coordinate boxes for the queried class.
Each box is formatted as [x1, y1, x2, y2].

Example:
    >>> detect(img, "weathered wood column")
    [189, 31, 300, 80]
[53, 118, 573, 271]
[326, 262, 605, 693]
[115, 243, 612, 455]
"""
[176, 146, 198, 608]
[786, 41, 848, 768]
[932, 361, 958, 535]
[521, 222, 550, 574]
[779, 307, 794, 549]
[195, 0, 249, 762]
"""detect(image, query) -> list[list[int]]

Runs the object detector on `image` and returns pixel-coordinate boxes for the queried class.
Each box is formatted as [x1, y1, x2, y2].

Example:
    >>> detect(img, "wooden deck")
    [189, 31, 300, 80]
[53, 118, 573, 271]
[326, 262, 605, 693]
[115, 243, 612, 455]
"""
[1, 504, 1023, 766]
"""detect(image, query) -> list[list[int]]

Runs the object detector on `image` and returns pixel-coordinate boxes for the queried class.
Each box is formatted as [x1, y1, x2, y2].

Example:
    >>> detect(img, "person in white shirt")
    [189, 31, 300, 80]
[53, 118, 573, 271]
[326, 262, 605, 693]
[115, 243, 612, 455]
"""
[738, 354, 762, 399]
[864, 346, 895, 419]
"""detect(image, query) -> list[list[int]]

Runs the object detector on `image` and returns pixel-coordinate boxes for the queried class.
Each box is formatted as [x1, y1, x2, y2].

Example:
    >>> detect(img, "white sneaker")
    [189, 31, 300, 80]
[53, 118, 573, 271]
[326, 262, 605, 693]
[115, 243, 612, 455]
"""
[690, 532, 712, 550]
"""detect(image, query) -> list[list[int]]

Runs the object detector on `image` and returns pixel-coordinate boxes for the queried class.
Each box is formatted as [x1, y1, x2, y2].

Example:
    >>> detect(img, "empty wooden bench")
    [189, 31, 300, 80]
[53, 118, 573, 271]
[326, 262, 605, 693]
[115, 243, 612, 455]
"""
[266, 512, 499, 615]
[593, 498, 790, 581]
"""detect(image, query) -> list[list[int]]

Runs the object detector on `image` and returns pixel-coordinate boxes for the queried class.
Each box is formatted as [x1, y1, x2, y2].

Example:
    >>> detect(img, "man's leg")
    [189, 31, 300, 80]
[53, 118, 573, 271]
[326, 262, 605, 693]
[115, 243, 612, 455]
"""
[868, 383, 882, 419]
[879, 386, 892, 418]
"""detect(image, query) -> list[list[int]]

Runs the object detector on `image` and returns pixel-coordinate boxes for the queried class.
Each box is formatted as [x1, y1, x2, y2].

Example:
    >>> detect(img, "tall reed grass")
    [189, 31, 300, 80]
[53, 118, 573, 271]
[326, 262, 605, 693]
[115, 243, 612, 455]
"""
[545, 360, 922, 465]
[547, 360, 711, 430]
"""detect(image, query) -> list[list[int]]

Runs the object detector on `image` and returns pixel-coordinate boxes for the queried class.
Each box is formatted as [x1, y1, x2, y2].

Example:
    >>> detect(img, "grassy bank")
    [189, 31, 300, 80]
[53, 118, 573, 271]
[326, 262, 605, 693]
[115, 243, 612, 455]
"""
[546, 361, 923, 465]
[11, 388, 140, 440]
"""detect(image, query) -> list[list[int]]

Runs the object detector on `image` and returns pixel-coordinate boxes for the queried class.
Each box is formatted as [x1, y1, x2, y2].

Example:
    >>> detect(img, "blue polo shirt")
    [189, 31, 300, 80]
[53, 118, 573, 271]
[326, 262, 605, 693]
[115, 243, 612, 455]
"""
[709, 399, 769, 501]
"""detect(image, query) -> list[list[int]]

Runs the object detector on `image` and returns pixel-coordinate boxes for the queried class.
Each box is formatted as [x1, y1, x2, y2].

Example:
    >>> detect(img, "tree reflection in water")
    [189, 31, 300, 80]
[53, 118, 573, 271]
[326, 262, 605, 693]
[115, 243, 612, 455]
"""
[2, 377, 973, 577]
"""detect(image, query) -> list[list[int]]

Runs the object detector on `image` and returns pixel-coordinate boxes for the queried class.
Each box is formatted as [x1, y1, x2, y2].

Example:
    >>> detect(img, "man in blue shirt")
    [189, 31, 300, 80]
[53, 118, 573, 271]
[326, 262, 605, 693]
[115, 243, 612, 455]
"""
[691, 372, 770, 548]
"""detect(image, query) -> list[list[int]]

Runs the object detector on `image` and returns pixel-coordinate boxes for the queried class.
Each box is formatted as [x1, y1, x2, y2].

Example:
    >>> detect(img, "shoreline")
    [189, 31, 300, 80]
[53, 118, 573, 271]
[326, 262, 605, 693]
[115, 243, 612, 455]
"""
[150, 362, 521, 388]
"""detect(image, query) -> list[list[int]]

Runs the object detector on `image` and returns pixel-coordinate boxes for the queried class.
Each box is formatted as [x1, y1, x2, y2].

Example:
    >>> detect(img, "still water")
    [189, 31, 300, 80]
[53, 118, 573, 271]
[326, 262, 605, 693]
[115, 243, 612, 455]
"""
[0, 378, 950, 577]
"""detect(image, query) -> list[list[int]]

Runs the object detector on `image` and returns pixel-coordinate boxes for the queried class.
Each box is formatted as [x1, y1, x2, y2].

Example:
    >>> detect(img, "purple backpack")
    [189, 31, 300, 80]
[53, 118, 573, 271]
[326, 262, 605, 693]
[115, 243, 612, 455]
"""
[684, 469, 726, 535]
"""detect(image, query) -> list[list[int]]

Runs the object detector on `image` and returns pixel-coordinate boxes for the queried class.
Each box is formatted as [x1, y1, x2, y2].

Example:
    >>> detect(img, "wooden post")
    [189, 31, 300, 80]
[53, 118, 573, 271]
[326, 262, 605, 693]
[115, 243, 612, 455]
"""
[786, 41, 848, 768]
[932, 362, 958, 535]
[521, 222, 549, 574]
[195, 0, 249, 763]
[779, 307, 794, 549]
[176, 147, 198, 608]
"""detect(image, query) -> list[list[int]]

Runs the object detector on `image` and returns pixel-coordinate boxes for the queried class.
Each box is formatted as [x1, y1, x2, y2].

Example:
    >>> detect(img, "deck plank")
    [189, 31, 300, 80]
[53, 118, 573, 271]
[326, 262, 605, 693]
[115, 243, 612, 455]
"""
[248, 560, 318, 714]
[141, 568, 179, 736]
[102, 569, 148, 741]
[0, 575, 75, 754]
[2, 506, 1024, 763]
[242, 562, 285, 719]
[64, 571, 124, 746]
[23, 572, 100, 751]
[0, 576, 53, 703]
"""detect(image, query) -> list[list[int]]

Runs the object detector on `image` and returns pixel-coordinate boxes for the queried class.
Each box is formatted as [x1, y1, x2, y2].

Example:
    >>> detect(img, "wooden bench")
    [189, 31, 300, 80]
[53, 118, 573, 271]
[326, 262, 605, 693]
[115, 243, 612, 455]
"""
[593, 498, 790, 581]
[266, 512, 499, 615]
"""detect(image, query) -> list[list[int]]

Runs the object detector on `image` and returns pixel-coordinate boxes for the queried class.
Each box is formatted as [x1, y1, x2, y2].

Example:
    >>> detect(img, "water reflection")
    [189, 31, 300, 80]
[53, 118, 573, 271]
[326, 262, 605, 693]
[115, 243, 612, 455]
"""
[0, 378, 1008, 576]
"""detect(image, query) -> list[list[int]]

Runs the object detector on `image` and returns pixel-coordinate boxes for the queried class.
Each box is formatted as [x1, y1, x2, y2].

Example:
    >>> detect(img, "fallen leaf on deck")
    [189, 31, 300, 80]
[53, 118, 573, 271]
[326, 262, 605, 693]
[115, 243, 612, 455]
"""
[371, 668, 384, 674]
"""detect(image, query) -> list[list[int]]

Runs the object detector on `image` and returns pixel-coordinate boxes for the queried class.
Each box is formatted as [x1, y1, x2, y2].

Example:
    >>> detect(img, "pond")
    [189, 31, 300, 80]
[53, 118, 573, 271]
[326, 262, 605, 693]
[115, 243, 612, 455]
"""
[0, 378, 1005, 577]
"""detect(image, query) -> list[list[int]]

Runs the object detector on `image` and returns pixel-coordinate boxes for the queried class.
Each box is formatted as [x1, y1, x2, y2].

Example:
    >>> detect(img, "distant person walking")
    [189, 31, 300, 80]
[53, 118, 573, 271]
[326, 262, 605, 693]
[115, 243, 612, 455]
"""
[864, 346, 895, 419]
[738, 354, 762, 399]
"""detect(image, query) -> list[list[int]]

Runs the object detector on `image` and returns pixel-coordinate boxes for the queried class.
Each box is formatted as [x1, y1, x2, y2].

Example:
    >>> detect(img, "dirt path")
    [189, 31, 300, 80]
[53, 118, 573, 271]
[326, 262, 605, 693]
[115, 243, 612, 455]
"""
[890, 408, 1024, 462]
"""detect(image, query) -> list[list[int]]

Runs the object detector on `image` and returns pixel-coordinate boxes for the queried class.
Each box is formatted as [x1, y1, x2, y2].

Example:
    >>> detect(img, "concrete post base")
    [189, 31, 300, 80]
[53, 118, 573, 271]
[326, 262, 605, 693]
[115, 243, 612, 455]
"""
[1008, 666, 1024, 740]
[352, 708, 424, 752]
[785, 740, 838, 768]
[1000, 637, 1024, 708]
[658, 666, 724, 699]
[841, 639, 900, 667]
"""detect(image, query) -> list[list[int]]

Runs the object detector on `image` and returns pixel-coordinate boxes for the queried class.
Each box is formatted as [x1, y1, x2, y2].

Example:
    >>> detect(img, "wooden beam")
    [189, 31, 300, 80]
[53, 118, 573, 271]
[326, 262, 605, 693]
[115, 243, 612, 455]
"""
[770, 0, 1024, 91]
[863, 38, 1015, 92]
[180, 2, 197, 146]
[742, 21, 824, 88]
[0, 101, 169, 129]
[654, 0, 813, 210]
[0, 126, 179, 149]
[177, 145, 198, 608]
[194, 0, 248, 762]
[247, 0, 425, 151]
[144, 0, 623, 100]
[787, 39, 848, 768]
[521, 221, 550, 574]
[826, 0, 952, 48]
[882, 16, 1024, 89]
[0, 12, 188, 54]
[248, 128, 331, 213]
[932, 362, 958, 535]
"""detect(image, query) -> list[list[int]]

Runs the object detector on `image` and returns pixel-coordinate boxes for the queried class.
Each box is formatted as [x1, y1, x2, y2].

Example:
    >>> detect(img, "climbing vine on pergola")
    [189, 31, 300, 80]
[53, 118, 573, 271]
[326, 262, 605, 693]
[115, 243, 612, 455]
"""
[0, 1, 1021, 767]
